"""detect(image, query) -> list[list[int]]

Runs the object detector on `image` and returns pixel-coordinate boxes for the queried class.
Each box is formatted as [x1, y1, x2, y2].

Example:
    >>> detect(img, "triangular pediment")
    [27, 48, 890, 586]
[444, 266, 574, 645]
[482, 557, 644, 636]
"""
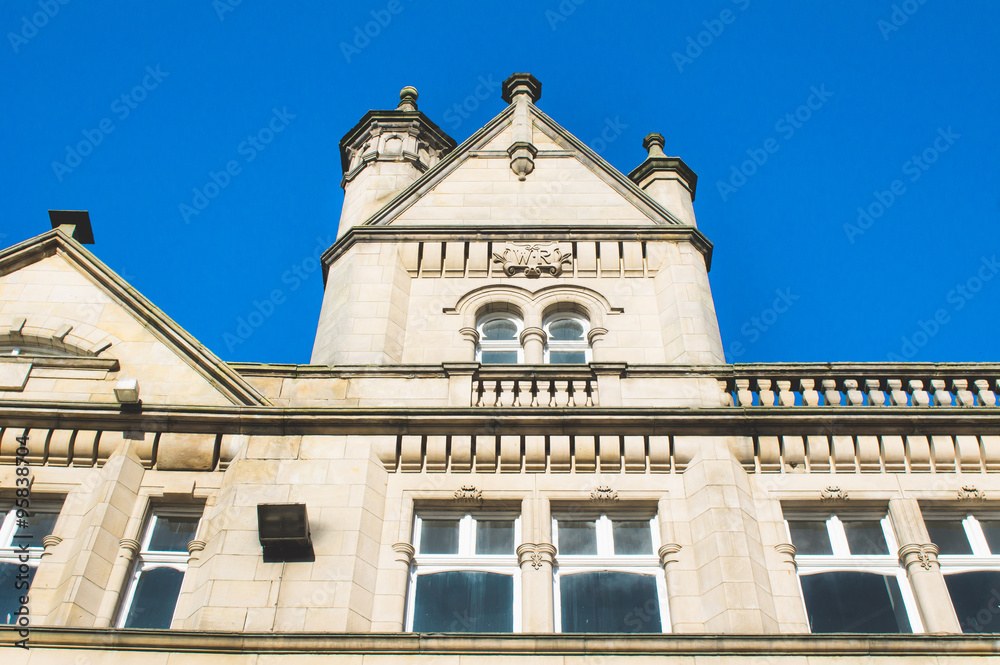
[360, 103, 686, 229]
[0, 230, 268, 406]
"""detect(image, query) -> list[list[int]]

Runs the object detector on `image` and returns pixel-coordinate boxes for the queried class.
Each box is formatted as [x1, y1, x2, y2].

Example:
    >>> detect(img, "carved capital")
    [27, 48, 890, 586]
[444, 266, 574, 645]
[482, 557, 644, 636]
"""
[39, 534, 62, 557]
[658, 543, 682, 568]
[519, 327, 546, 346]
[118, 538, 141, 558]
[899, 543, 939, 571]
[186, 539, 206, 564]
[392, 542, 416, 565]
[517, 542, 556, 569]
[587, 327, 609, 346]
[459, 327, 480, 345]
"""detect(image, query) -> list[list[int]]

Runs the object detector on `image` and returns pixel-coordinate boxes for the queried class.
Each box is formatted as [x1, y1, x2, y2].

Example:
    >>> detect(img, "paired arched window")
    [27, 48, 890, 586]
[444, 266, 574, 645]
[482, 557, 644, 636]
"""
[476, 314, 523, 364]
[544, 314, 590, 364]
[475, 311, 591, 364]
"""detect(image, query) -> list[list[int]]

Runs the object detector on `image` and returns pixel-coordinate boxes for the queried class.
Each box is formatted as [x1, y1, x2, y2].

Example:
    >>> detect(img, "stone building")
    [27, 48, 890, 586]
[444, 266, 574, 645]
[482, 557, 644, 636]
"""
[0, 74, 997, 663]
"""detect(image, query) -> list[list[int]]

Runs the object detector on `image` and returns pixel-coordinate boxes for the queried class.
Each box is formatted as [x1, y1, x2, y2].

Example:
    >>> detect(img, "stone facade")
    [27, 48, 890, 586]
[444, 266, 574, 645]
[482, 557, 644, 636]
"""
[0, 74, 997, 662]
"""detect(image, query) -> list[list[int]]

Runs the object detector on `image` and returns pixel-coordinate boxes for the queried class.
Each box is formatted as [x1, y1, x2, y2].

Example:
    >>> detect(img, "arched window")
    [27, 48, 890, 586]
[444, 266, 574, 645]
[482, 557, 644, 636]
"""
[477, 314, 522, 364]
[544, 314, 590, 364]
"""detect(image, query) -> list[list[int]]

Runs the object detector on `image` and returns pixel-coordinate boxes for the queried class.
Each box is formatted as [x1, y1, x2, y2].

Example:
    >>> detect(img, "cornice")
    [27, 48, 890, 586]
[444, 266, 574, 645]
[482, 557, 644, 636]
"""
[1, 627, 996, 656]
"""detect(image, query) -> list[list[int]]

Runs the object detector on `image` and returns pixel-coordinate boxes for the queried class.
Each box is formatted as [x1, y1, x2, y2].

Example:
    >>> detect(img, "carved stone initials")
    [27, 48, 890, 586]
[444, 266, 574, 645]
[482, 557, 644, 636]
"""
[492, 242, 572, 278]
[820, 486, 849, 501]
[590, 485, 618, 502]
[454, 485, 482, 503]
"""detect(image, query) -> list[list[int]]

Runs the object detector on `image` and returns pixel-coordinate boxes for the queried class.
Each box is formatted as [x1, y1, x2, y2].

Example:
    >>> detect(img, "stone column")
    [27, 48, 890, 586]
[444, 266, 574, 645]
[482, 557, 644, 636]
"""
[520, 327, 545, 365]
[517, 495, 554, 631]
[587, 327, 609, 362]
[888, 498, 962, 633]
[383, 542, 415, 630]
[656, 496, 690, 631]
[94, 538, 140, 627]
[459, 327, 479, 361]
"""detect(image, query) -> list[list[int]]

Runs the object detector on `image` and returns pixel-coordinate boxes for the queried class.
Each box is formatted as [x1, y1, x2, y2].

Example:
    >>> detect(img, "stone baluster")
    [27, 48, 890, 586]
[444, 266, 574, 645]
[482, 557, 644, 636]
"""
[757, 378, 775, 406]
[931, 379, 952, 406]
[951, 379, 975, 407]
[974, 379, 997, 406]
[736, 379, 754, 406]
[776, 380, 795, 406]
[499, 380, 516, 406]
[909, 379, 930, 407]
[718, 379, 734, 406]
[822, 379, 841, 406]
[843, 379, 864, 406]
[865, 378, 886, 406]
[553, 380, 569, 407]
[799, 378, 820, 406]
[887, 379, 908, 406]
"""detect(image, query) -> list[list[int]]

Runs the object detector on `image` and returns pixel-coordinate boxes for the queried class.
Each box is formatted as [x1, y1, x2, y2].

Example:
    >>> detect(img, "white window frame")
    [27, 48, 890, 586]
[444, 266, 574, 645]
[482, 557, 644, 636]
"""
[0, 500, 62, 625]
[116, 508, 201, 629]
[406, 512, 521, 632]
[543, 313, 591, 365]
[476, 313, 524, 364]
[922, 511, 1000, 631]
[786, 512, 923, 633]
[552, 513, 669, 633]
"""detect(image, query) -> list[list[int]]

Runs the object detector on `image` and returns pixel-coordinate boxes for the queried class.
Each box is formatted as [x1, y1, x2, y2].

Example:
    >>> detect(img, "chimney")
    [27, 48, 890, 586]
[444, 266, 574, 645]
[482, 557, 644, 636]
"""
[335, 86, 456, 238]
[49, 210, 95, 244]
[627, 134, 698, 227]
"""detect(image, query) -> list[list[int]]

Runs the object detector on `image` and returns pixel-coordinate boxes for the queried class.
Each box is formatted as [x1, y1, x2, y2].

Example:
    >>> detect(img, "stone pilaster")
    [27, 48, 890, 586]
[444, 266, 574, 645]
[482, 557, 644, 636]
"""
[517, 543, 556, 631]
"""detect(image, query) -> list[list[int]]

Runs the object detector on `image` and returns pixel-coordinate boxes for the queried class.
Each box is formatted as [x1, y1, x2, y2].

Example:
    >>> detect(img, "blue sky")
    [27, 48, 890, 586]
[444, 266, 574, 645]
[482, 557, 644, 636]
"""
[2, 1, 997, 364]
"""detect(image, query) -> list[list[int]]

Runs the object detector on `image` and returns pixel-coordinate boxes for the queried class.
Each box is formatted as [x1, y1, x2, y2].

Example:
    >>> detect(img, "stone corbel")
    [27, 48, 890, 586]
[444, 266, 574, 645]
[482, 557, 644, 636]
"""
[186, 539, 206, 565]
[658, 543, 682, 568]
[517, 542, 556, 570]
[774, 542, 797, 570]
[40, 534, 62, 558]
[899, 543, 939, 571]
[392, 542, 415, 566]
[508, 141, 538, 181]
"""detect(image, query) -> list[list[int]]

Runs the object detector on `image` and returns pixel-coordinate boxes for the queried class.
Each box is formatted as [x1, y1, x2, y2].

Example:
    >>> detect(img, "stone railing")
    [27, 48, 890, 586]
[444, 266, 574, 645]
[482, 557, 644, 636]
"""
[717, 365, 1000, 408]
[472, 367, 598, 407]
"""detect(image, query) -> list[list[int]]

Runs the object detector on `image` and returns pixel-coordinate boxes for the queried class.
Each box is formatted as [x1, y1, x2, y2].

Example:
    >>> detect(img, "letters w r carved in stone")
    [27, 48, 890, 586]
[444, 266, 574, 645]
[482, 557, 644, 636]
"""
[492, 242, 572, 278]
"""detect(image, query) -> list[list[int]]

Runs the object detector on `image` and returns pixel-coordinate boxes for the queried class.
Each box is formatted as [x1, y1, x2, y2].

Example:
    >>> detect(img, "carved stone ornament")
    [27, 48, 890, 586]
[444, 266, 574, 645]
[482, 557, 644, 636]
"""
[516, 542, 556, 569]
[899, 543, 939, 571]
[492, 242, 572, 278]
[957, 485, 985, 501]
[454, 485, 482, 503]
[590, 485, 618, 502]
[820, 486, 849, 501]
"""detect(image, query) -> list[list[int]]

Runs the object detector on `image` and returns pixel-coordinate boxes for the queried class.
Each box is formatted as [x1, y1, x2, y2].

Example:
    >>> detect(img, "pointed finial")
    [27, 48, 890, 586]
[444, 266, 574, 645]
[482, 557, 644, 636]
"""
[398, 86, 418, 111]
[643, 133, 666, 158]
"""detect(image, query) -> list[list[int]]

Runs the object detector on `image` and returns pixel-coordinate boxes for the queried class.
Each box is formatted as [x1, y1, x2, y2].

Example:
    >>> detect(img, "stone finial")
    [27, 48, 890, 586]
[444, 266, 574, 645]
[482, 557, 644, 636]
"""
[501, 73, 542, 104]
[397, 86, 418, 112]
[643, 133, 666, 158]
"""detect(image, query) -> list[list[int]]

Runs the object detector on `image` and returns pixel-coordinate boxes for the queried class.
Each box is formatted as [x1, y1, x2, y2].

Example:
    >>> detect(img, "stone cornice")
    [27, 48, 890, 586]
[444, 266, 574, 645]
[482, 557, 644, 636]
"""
[321, 225, 714, 279]
[1, 627, 996, 655]
[0, 401, 997, 437]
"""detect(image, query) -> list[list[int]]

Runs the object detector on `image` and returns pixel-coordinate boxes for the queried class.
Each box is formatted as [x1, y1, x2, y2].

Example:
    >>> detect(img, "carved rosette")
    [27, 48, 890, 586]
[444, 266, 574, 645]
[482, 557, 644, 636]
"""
[898, 543, 939, 571]
[516, 542, 556, 570]
[491, 242, 572, 278]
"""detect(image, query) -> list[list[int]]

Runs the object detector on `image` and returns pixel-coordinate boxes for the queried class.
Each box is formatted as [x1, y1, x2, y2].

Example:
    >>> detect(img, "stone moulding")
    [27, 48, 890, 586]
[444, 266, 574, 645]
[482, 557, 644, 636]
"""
[1, 627, 996, 656]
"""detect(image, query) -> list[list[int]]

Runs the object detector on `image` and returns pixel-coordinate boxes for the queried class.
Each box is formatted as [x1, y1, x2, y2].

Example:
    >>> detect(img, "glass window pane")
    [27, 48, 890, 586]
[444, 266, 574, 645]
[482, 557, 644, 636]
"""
[482, 319, 517, 340]
[549, 319, 584, 340]
[481, 350, 518, 364]
[561, 571, 661, 632]
[475, 520, 514, 555]
[787, 521, 833, 555]
[412, 571, 513, 632]
[148, 516, 199, 552]
[800, 572, 911, 633]
[549, 351, 587, 364]
[558, 520, 597, 555]
[843, 520, 889, 555]
[0, 563, 34, 625]
[420, 519, 460, 554]
[14, 510, 59, 549]
[979, 520, 1000, 554]
[123, 567, 184, 629]
[927, 520, 973, 555]
[944, 571, 1000, 633]
[612, 520, 653, 555]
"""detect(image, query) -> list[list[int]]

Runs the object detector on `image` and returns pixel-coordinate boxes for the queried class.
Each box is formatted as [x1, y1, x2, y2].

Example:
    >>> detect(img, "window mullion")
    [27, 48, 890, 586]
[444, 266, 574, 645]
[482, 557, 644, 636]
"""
[963, 515, 990, 556]
[828, 515, 850, 556]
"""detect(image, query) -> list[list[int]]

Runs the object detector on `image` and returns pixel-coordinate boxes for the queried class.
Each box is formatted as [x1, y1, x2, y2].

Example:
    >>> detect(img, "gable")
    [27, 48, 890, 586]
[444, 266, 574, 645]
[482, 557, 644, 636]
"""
[364, 103, 685, 229]
[0, 231, 267, 406]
